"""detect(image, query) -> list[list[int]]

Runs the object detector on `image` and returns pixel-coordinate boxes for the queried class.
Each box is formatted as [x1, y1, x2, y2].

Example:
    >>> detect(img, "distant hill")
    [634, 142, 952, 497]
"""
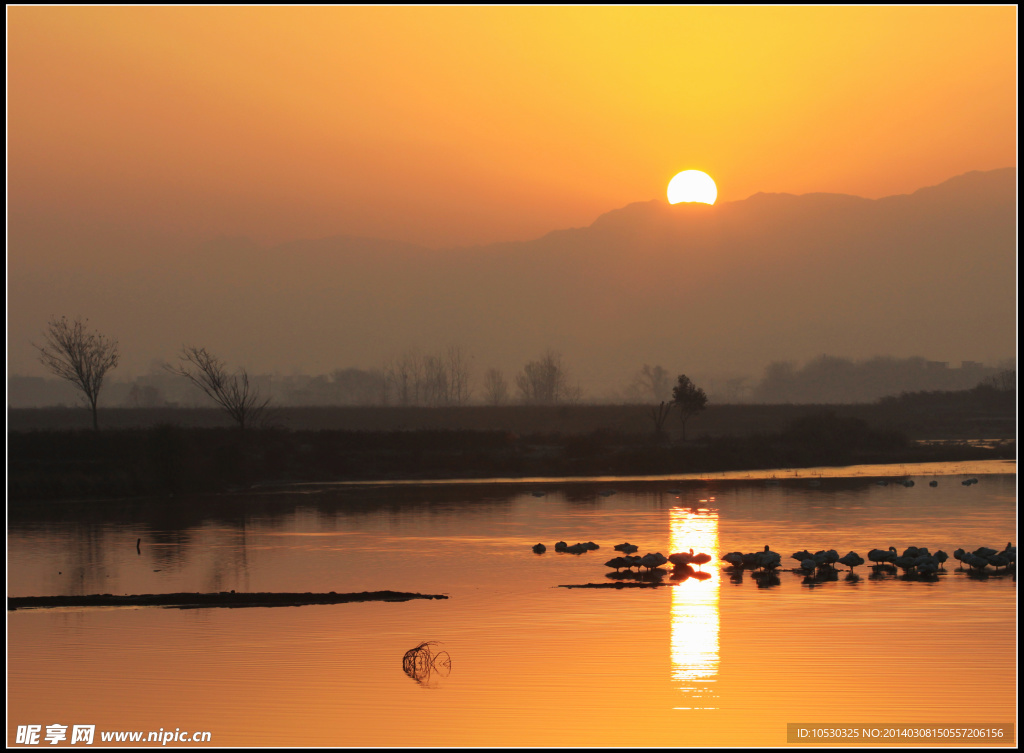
[7, 168, 1015, 396]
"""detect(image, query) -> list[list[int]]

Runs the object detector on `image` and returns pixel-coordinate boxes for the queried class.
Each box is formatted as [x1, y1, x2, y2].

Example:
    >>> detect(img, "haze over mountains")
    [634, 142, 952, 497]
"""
[8, 167, 1015, 397]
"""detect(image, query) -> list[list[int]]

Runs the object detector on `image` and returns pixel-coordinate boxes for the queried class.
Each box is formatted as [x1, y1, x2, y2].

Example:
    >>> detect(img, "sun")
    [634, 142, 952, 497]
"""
[667, 170, 717, 205]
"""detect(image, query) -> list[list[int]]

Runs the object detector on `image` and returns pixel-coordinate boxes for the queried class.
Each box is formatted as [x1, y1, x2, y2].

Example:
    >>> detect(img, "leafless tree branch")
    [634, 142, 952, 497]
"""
[166, 346, 269, 430]
[34, 316, 119, 430]
[515, 350, 581, 404]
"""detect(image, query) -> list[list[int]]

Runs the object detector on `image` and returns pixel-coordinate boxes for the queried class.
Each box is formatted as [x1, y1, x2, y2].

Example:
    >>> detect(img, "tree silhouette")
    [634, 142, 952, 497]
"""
[35, 316, 119, 430]
[381, 346, 472, 406]
[671, 374, 708, 441]
[167, 346, 269, 430]
[515, 350, 580, 404]
[629, 364, 673, 402]
[482, 367, 509, 405]
[648, 401, 673, 441]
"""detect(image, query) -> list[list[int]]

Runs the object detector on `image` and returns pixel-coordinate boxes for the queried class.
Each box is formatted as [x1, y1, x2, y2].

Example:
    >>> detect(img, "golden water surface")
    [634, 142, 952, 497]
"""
[7, 461, 1017, 747]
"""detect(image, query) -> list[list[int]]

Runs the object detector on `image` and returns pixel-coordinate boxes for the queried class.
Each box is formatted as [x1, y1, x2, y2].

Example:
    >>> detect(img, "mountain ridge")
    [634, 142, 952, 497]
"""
[7, 167, 1015, 391]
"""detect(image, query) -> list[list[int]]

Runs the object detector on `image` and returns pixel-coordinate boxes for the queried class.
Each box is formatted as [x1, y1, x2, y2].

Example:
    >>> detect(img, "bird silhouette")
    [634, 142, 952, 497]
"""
[893, 554, 918, 572]
[1002, 542, 1016, 565]
[962, 552, 989, 571]
[868, 547, 896, 566]
[814, 549, 839, 570]
[691, 551, 713, 570]
[750, 545, 781, 572]
[838, 551, 865, 571]
[986, 552, 1011, 569]
[721, 551, 744, 568]
[669, 550, 694, 568]
[640, 552, 668, 571]
[604, 557, 630, 571]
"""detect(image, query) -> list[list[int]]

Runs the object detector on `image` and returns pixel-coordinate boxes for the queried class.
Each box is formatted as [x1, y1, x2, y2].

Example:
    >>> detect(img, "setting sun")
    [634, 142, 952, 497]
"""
[5, 6, 1017, 749]
[667, 170, 718, 205]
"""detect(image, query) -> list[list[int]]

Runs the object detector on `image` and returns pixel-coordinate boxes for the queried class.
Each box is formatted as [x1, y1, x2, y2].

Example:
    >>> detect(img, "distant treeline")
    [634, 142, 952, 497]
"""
[879, 379, 1016, 406]
[750, 355, 1012, 404]
[8, 383, 1016, 440]
[8, 354, 1013, 409]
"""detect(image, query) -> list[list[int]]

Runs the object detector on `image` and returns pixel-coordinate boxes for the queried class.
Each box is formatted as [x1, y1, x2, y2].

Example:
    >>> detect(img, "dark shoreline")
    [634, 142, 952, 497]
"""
[8, 396, 1016, 438]
[8, 397, 1015, 504]
[8, 590, 449, 611]
[8, 425, 1014, 505]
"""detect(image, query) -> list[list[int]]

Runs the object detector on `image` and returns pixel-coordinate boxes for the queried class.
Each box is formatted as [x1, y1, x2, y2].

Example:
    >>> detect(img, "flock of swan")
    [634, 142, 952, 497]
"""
[531, 540, 715, 578]
[531, 540, 1016, 579]
[744, 542, 1016, 577]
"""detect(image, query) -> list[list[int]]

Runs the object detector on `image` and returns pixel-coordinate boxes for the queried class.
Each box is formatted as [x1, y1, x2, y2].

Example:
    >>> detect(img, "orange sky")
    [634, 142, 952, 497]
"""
[8, 6, 1017, 248]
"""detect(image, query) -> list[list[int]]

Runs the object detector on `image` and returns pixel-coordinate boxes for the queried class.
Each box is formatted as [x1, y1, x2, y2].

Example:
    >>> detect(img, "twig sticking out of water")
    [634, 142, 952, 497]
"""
[402, 641, 452, 686]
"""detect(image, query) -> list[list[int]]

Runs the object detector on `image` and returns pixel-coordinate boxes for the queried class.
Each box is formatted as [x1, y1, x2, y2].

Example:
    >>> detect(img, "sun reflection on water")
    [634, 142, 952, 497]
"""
[669, 503, 720, 709]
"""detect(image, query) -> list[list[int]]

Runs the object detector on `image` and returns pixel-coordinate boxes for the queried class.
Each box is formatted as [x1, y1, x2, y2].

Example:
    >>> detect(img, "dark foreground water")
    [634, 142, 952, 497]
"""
[7, 461, 1016, 747]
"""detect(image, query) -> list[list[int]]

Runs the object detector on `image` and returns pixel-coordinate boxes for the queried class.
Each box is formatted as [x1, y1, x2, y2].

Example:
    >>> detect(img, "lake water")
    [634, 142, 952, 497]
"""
[7, 461, 1017, 747]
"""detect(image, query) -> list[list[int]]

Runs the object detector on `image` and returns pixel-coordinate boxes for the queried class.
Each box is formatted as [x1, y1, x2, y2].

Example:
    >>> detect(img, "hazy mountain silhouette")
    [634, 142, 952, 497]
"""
[8, 168, 1015, 394]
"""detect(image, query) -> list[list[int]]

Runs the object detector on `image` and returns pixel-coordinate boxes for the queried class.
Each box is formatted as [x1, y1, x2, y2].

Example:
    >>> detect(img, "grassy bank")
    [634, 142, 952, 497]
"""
[7, 392, 1017, 440]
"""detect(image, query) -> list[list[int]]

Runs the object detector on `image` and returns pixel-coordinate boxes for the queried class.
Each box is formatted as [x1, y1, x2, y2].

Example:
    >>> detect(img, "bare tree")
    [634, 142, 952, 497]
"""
[515, 350, 581, 404]
[384, 352, 424, 406]
[648, 401, 673, 441]
[628, 364, 673, 403]
[383, 347, 473, 406]
[35, 316, 120, 430]
[421, 353, 449, 406]
[980, 368, 1015, 392]
[166, 346, 269, 429]
[482, 367, 509, 406]
[444, 345, 473, 405]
